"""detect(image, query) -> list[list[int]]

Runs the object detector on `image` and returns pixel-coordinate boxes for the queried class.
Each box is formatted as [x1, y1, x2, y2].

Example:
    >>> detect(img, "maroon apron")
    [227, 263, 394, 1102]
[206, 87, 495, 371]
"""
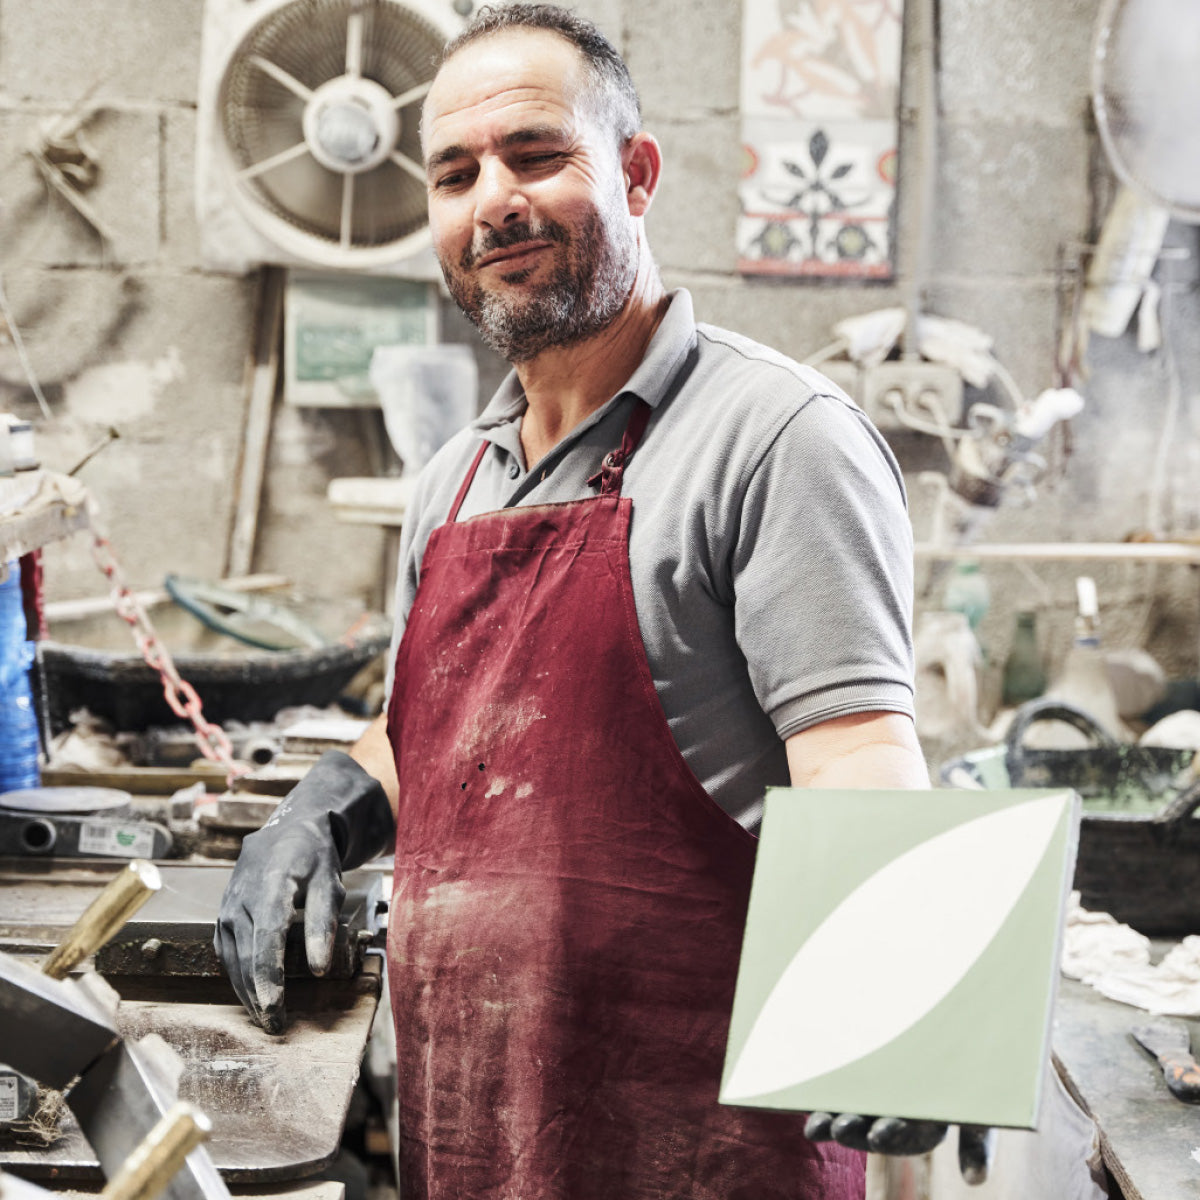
[386, 402, 864, 1200]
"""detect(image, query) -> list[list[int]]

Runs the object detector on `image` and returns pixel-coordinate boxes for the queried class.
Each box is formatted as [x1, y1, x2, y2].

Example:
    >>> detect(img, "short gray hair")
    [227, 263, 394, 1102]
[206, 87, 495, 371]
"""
[439, 4, 642, 146]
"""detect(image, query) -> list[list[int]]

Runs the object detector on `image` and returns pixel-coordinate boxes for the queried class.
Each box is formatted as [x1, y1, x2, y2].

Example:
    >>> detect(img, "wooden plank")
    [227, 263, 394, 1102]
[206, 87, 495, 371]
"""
[0, 484, 91, 560]
[56, 1184, 346, 1200]
[43, 573, 291, 623]
[915, 542, 1200, 564]
[326, 475, 415, 528]
[39, 764, 227, 793]
[227, 267, 285, 579]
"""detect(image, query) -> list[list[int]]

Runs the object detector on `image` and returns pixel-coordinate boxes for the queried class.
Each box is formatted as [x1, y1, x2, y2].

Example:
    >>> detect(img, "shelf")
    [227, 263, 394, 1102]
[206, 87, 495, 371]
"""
[0, 470, 91, 560]
[326, 474, 416, 528]
[914, 542, 1200, 564]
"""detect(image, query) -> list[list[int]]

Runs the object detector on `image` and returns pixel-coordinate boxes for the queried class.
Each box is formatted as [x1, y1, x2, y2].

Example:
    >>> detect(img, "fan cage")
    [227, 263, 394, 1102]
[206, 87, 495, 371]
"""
[217, 0, 449, 260]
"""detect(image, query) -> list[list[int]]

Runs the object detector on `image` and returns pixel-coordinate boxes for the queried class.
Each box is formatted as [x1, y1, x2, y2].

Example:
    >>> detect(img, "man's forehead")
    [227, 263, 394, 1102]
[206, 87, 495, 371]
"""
[423, 29, 590, 150]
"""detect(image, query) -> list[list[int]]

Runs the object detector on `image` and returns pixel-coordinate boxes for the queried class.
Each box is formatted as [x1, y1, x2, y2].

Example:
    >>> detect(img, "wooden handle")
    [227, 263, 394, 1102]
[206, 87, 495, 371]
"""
[42, 860, 162, 980]
[99, 1101, 212, 1200]
[1161, 1056, 1200, 1102]
[1152, 776, 1200, 830]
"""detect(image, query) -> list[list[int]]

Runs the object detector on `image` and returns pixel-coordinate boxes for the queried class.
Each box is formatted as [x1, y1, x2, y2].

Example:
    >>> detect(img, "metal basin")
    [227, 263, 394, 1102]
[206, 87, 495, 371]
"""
[942, 699, 1200, 935]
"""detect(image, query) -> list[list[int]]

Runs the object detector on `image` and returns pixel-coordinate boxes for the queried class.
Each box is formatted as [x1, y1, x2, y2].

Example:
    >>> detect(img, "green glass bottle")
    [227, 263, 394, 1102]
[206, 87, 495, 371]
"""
[942, 561, 990, 633]
[1002, 610, 1047, 706]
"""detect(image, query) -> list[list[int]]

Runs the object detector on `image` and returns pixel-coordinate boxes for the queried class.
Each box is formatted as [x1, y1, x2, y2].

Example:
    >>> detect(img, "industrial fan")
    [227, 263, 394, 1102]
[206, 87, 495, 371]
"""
[196, 0, 465, 275]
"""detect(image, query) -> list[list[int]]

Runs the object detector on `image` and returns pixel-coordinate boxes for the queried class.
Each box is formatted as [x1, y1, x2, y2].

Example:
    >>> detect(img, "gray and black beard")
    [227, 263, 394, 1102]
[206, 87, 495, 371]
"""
[440, 205, 637, 363]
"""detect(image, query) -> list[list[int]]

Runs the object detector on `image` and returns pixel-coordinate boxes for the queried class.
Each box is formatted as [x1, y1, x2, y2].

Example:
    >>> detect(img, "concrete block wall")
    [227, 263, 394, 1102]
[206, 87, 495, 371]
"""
[616, 0, 1200, 721]
[2, 0, 1197, 730]
[0, 0, 386, 612]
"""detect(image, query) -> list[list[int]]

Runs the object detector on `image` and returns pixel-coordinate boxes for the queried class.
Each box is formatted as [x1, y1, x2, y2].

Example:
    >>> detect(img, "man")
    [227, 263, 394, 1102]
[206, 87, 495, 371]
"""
[217, 6, 940, 1197]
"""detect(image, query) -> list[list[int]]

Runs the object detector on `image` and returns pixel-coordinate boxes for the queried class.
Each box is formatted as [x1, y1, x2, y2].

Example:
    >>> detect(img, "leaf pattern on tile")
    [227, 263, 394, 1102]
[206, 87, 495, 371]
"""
[748, 0, 902, 120]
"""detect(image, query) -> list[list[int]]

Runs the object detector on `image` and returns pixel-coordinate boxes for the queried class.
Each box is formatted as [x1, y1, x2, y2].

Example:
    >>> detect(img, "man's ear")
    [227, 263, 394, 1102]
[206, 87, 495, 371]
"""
[623, 132, 663, 217]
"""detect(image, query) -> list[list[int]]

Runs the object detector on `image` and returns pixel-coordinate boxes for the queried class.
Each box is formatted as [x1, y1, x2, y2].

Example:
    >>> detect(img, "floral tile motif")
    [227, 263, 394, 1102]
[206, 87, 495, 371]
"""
[739, 0, 904, 278]
[738, 118, 896, 277]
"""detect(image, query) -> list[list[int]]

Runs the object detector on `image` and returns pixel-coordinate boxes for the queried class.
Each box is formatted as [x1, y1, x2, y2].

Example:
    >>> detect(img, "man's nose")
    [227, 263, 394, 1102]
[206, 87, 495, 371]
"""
[474, 162, 529, 229]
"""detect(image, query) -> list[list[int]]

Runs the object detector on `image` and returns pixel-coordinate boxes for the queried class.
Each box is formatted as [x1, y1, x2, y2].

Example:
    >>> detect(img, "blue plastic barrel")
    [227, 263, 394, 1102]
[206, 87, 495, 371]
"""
[0, 559, 40, 792]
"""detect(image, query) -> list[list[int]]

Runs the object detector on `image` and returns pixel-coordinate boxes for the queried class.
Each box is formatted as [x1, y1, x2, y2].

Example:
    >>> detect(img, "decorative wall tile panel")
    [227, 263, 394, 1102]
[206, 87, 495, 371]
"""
[738, 0, 904, 278]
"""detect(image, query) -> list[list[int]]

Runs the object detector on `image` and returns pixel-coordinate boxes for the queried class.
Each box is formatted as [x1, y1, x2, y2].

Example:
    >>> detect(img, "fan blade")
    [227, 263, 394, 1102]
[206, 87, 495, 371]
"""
[340, 173, 355, 248]
[345, 11, 364, 78]
[237, 140, 311, 181]
[390, 150, 426, 183]
[248, 55, 314, 101]
[391, 81, 432, 110]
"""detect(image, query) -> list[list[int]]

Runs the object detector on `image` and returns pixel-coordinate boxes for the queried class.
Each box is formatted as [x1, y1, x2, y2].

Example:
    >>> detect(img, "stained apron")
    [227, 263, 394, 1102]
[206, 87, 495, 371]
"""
[386, 401, 864, 1199]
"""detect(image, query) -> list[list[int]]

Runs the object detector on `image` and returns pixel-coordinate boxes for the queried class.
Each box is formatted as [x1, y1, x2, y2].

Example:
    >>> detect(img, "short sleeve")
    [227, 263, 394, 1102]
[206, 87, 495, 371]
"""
[382, 484, 428, 704]
[730, 393, 915, 737]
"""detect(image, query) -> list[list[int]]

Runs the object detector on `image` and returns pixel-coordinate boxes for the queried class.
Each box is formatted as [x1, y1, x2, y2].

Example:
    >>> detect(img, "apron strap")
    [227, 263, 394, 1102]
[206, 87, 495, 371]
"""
[448, 441, 489, 523]
[450, 398, 653, 521]
[590, 399, 653, 496]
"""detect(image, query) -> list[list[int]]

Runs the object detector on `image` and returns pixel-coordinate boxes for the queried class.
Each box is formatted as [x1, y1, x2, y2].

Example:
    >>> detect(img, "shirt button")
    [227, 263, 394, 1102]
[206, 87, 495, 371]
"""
[507, 462, 520, 479]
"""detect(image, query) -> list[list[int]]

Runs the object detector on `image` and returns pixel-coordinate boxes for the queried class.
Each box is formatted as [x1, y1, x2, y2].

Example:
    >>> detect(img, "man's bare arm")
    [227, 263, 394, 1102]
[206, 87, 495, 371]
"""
[350, 712, 400, 816]
[785, 710, 929, 791]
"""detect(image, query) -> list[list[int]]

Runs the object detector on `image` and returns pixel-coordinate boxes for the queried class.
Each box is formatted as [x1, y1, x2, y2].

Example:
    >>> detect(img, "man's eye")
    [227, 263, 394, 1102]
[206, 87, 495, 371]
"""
[522, 153, 562, 167]
[433, 170, 471, 190]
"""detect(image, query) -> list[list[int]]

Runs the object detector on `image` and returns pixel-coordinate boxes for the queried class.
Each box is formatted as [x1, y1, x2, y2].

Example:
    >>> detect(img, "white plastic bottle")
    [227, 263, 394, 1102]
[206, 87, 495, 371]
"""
[1045, 577, 1129, 743]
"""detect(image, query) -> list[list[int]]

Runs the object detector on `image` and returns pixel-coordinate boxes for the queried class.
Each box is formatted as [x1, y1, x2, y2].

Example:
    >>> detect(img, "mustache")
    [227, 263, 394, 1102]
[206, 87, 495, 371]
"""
[461, 219, 570, 269]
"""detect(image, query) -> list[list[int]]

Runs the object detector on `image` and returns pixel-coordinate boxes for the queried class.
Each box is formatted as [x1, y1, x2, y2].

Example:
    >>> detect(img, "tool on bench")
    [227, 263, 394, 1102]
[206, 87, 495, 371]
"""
[42, 858, 161, 978]
[1129, 1018, 1200, 1102]
[92, 864, 385, 980]
[0, 1102, 212, 1200]
[0, 859, 230, 1200]
[0, 789, 172, 860]
[99, 1101, 212, 1200]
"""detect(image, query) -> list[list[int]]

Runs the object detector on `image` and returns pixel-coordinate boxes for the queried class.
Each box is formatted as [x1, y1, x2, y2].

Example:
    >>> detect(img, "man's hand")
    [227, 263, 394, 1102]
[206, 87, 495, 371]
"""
[214, 749, 394, 1033]
[804, 1113, 996, 1184]
[214, 802, 345, 1033]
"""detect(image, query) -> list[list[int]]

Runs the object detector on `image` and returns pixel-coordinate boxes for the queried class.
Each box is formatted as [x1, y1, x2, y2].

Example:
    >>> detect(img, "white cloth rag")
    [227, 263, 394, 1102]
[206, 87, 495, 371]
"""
[1061, 891, 1200, 1015]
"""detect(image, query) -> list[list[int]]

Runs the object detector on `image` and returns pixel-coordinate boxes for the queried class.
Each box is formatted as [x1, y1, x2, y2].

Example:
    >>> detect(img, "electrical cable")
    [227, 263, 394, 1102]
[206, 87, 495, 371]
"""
[0, 275, 52, 419]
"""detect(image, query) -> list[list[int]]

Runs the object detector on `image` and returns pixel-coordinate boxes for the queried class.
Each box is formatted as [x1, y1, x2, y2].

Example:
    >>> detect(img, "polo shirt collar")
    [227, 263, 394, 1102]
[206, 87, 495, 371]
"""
[470, 288, 698, 439]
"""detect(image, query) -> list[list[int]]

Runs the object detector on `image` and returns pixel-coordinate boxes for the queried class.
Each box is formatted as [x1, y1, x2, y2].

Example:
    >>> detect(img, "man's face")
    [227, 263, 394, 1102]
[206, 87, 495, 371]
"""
[422, 30, 637, 362]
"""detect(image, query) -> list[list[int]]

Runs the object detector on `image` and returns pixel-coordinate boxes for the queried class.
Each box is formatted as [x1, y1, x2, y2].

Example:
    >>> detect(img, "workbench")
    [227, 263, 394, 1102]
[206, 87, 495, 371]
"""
[1, 460, 395, 1200]
[1054, 971, 1200, 1199]
[0, 858, 385, 1194]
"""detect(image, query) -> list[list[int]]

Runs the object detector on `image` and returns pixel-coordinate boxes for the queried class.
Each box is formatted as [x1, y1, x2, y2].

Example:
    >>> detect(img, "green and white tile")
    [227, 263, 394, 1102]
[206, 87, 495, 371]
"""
[720, 787, 1079, 1129]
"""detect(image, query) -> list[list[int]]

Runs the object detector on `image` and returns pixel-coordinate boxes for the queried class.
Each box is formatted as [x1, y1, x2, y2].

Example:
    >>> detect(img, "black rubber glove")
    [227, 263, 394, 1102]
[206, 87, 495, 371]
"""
[805, 1113, 996, 1184]
[214, 750, 395, 1034]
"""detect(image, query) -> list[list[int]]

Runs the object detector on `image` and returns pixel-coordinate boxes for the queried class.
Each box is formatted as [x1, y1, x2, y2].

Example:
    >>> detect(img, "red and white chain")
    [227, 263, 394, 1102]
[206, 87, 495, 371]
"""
[89, 530, 246, 782]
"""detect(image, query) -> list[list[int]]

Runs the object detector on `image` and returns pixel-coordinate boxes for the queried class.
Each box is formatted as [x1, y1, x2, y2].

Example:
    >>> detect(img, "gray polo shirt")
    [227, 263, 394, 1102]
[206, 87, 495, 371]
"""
[386, 289, 914, 820]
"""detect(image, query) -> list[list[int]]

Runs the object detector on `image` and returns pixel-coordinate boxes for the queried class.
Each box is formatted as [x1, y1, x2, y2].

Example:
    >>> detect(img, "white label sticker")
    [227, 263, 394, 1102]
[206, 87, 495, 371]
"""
[78, 821, 155, 858]
[0, 1075, 19, 1121]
